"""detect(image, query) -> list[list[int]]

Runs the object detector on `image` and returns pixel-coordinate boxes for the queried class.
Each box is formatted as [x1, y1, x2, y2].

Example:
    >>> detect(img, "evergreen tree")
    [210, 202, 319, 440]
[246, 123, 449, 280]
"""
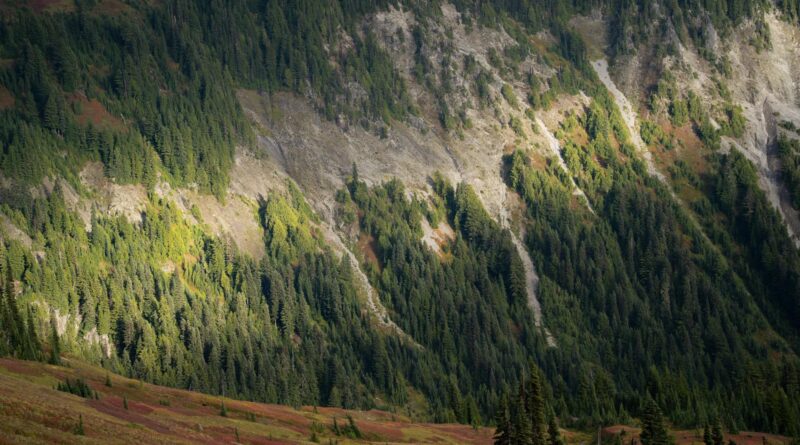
[74, 414, 85, 436]
[2, 272, 23, 356]
[48, 312, 61, 365]
[514, 383, 534, 445]
[548, 416, 564, 445]
[640, 398, 671, 445]
[712, 421, 725, 445]
[24, 306, 41, 361]
[494, 395, 513, 445]
[527, 366, 547, 445]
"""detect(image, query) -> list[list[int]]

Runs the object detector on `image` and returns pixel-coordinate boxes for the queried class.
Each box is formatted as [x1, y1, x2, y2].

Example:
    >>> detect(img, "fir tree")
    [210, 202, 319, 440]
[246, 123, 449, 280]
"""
[48, 312, 61, 365]
[25, 306, 42, 361]
[548, 416, 564, 445]
[513, 383, 533, 445]
[494, 395, 513, 445]
[640, 398, 671, 445]
[712, 421, 725, 445]
[527, 366, 547, 445]
[74, 414, 85, 436]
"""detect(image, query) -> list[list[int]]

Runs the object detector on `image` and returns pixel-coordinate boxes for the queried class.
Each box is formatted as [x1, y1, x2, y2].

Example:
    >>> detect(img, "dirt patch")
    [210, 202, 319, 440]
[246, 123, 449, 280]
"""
[0, 213, 32, 248]
[420, 217, 454, 259]
[79, 161, 147, 225]
[357, 232, 381, 269]
[666, 122, 709, 174]
[569, 14, 607, 60]
[184, 190, 264, 260]
[71, 94, 125, 132]
[26, 0, 75, 13]
[91, 0, 135, 16]
[0, 85, 14, 110]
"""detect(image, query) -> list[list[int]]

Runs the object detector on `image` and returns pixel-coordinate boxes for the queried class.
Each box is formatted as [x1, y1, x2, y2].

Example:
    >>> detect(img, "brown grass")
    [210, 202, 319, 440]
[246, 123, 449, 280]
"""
[2, 358, 791, 445]
[91, 0, 134, 16]
[71, 94, 125, 132]
[0, 357, 495, 444]
[26, 0, 75, 13]
[357, 232, 381, 270]
[0, 85, 15, 110]
[602, 425, 793, 445]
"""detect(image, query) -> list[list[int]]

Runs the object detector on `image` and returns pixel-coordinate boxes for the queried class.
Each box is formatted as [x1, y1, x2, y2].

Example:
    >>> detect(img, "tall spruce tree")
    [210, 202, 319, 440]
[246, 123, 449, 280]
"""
[48, 312, 61, 365]
[494, 395, 513, 445]
[25, 306, 42, 361]
[527, 366, 547, 445]
[640, 398, 672, 445]
[514, 383, 534, 445]
[712, 420, 725, 445]
[548, 415, 564, 445]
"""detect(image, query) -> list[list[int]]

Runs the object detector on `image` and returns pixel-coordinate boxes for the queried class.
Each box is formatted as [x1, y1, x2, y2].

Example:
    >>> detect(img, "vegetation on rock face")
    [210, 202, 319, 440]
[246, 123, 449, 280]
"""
[0, 0, 789, 196]
[0, 0, 414, 197]
[342, 172, 541, 423]
[779, 137, 800, 210]
[504, 64, 800, 432]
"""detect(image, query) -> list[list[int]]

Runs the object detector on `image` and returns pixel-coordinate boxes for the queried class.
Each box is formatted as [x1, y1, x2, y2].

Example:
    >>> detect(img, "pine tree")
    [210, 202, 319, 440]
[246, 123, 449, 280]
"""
[2, 272, 24, 356]
[43, 95, 61, 133]
[704, 424, 713, 445]
[712, 420, 724, 445]
[220, 400, 228, 417]
[640, 398, 671, 445]
[123, 395, 128, 410]
[74, 414, 85, 435]
[48, 312, 61, 365]
[548, 415, 564, 445]
[25, 306, 42, 361]
[527, 366, 547, 445]
[514, 383, 533, 445]
[494, 395, 513, 445]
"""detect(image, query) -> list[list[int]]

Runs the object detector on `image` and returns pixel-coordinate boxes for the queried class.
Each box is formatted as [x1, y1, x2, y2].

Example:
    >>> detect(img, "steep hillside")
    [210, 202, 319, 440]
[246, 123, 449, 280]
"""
[1, 0, 800, 440]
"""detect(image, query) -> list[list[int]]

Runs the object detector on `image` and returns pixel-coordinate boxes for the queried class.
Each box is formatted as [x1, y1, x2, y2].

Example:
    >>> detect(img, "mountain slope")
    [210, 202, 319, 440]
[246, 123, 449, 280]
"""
[0, 357, 495, 444]
[1, 0, 800, 438]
